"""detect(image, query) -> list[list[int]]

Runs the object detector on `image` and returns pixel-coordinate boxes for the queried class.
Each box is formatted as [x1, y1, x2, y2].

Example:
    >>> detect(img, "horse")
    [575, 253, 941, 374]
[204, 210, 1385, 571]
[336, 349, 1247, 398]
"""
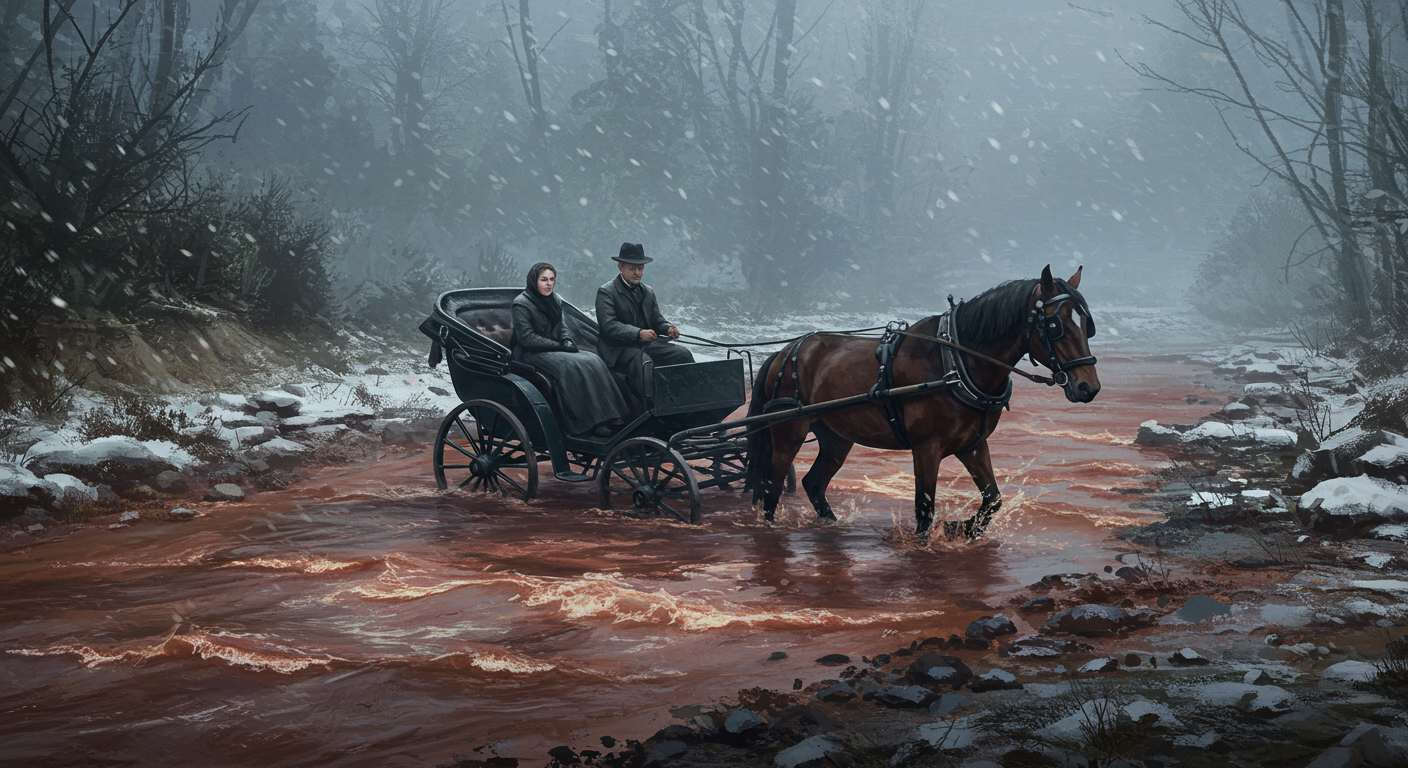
[744, 265, 1101, 540]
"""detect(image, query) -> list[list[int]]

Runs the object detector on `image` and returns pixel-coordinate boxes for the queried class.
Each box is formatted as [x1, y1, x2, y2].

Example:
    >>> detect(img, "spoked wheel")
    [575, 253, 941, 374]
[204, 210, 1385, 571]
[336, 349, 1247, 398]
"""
[597, 437, 702, 524]
[434, 400, 538, 501]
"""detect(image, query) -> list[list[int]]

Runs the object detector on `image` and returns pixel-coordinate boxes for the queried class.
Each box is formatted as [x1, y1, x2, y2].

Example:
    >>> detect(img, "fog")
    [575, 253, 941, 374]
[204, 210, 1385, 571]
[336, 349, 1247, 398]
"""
[5, 0, 1402, 331]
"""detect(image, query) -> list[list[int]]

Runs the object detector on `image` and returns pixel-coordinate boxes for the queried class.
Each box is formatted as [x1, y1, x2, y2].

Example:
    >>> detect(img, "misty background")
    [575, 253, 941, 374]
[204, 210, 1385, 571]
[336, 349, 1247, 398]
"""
[2, 0, 1405, 357]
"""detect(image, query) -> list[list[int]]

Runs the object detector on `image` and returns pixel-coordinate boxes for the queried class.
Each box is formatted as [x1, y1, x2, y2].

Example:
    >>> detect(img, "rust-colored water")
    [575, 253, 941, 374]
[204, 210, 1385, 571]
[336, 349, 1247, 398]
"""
[0, 347, 1219, 767]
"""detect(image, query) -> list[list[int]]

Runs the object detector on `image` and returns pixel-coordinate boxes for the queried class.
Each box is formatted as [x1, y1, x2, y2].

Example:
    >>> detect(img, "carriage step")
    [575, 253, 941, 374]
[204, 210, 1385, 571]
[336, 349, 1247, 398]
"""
[554, 471, 592, 482]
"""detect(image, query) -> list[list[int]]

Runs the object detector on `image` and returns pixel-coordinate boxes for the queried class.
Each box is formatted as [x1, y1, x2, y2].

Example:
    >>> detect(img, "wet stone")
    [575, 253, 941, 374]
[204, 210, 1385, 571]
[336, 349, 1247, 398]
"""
[966, 614, 1018, 642]
[1176, 594, 1233, 623]
[774, 735, 847, 768]
[546, 746, 577, 764]
[1047, 604, 1155, 637]
[969, 668, 1021, 693]
[906, 652, 974, 689]
[118, 510, 139, 523]
[1114, 566, 1145, 583]
[1020, 596, 1056, 613]
[1157, 594, 1173, 608]
[814, 653, 850, 667]
[1078, 657, 1119, 674]
[168, 507, 199, 520]
[814, 683, 854, 703]
[724, 707, 766, 735]
[153, 470, 188, 492]
[1124, 652, 1142, 667]
[793, 679, 803, 691]
[872, 685, 935, 709]
[1002, 636, 1093, 658]
[646, 740, 687, 763]
[766, 651, 788, 662]
[204, 483, 245, 502]
[1169, 648, 1211, 666]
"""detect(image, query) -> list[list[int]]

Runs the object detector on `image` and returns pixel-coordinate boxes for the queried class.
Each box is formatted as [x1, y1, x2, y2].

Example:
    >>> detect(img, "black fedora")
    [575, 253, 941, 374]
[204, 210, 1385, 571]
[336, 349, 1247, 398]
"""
[613, 242, 652, 265]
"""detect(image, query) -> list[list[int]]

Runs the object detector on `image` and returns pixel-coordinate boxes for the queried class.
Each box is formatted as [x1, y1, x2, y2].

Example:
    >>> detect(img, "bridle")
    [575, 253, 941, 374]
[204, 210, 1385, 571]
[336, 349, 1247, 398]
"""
[1022, 283, 1097, 389]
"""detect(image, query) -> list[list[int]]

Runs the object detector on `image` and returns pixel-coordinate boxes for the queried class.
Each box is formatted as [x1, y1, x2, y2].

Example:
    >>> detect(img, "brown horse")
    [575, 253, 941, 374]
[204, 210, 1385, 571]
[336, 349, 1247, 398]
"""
[744, 265, 1101, 539]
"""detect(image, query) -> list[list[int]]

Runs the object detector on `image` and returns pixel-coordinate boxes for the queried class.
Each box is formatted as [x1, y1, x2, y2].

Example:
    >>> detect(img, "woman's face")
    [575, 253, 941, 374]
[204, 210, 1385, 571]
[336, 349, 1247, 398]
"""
[536, 270, 556, 296]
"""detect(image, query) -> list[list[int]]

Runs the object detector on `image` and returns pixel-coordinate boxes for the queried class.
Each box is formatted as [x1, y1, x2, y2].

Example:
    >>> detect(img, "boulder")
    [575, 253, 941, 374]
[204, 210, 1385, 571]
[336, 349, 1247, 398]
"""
[153, 470, 189, 493]
[723, 707, 766, 736]
[27, 437, 176, 491]
[225, 425, 275, 450]
[965, 614, 1017, 642]
[43, 473, 99, 506]
[1320, 660, 1379, 683]
[1046, 604, 1155, 637]
[905, 652, 973, 689]
[1361, 443, 1408, 483]
[246, 390, 303, 417]
[814, 683, 854, 703]
[1303, 476, 1408, 533]
[1020, 596, 1056, 613]
[1292, 429, 1408, 488]
[1180, 421, 1297, 449]
[774, 736, 847, 768]
[814, 653, 850, 667]
[204, 483, 245, 502]
[379, 417, 444, 445]
[872, 685, 935, 708]
[1134, 420, 1185, 447]
[969, 668, 1022, 693]
[243, 438, 312, 469]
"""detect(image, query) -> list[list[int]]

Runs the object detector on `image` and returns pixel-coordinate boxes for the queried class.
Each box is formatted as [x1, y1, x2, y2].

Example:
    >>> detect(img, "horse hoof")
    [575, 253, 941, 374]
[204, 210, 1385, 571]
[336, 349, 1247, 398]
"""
[818, 509, 837, 522]
[942, 521, 961, 539]
[763, 511, 775, 523]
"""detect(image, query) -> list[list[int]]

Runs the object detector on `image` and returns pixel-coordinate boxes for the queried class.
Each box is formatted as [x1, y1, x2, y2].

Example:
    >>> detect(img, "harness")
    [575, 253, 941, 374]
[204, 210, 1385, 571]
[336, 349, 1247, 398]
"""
[1019, 282, 1098, 388]
[868, 321, 913, 449]
[768, 332, 815, 414]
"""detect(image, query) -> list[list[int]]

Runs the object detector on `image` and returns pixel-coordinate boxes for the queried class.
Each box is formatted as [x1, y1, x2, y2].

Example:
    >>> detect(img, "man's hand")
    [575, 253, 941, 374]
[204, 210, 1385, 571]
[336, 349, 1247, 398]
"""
[667, 326, 680, 340]
[639, 328, 658, 342]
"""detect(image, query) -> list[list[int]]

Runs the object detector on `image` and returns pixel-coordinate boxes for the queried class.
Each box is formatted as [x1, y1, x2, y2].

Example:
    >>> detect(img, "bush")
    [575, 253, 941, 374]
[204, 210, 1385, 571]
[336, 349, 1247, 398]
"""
[78, 394, 231, 463]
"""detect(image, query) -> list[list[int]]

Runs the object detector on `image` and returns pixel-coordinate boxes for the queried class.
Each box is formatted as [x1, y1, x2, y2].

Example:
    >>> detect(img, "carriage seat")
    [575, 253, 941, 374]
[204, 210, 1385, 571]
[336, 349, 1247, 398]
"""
[454, 305, 598, 429]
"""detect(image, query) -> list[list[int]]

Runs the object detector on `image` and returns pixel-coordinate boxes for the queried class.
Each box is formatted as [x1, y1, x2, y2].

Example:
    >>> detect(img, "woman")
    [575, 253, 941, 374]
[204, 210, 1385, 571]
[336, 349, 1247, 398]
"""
[511, 262, 630, 438]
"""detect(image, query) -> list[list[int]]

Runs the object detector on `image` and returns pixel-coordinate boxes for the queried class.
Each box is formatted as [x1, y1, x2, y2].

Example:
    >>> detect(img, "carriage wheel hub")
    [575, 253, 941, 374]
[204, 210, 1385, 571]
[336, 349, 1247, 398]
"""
[470, 456, 495, 478]
[632, 485, 657, 509]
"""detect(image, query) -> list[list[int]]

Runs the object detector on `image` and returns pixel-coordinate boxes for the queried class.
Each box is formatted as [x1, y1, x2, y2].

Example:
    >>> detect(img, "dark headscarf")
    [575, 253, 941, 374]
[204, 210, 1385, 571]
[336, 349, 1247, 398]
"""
[524, 262, 562, 328]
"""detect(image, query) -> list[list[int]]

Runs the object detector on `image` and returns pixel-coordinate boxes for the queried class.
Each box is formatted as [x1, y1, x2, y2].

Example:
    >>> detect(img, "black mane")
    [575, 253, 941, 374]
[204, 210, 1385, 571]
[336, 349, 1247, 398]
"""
[952, 277, 1088, 349]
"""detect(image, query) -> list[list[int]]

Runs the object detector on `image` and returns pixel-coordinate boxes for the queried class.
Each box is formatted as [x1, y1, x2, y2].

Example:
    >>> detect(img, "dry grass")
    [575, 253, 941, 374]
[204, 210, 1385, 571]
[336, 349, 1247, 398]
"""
[78, 394, 232, 463]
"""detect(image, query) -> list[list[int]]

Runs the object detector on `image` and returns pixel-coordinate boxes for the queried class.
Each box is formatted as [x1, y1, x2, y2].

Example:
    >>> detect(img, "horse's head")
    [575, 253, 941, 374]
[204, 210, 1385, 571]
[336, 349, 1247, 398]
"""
[1026, 265, 1101, 403]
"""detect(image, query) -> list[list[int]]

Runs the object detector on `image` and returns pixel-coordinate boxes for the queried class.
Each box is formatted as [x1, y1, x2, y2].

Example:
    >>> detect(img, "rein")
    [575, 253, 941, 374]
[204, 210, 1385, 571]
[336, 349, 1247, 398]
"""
[891, 328, 1057, 386]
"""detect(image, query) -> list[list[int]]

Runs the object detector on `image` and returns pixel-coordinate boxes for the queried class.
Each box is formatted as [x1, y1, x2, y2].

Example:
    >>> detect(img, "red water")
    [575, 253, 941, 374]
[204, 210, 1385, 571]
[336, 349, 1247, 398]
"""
[0, 347, 1220, 767]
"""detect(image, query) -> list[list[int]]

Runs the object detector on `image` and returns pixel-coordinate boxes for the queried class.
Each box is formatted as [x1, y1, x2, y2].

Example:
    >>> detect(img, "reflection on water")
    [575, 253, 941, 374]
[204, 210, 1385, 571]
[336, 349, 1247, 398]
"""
[0, 348, 1218, 767]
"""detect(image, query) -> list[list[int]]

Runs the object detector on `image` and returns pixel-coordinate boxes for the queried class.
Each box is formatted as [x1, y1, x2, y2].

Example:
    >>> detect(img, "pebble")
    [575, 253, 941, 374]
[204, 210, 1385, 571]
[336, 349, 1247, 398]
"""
[118, 511, 139, 523]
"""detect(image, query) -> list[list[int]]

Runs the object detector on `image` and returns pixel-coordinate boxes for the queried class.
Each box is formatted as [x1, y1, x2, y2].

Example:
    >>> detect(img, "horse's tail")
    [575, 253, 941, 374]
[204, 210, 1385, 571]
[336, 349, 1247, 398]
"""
[744, 350, 781, 503]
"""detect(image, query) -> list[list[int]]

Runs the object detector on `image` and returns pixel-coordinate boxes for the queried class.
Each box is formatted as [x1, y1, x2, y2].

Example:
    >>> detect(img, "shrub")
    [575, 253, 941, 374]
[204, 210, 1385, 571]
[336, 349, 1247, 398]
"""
[78, 394, 232, 463]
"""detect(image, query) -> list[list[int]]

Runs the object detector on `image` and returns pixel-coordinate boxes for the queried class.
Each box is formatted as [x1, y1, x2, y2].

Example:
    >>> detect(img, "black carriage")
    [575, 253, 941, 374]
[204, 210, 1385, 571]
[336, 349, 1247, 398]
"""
[420, 288, 773, 522]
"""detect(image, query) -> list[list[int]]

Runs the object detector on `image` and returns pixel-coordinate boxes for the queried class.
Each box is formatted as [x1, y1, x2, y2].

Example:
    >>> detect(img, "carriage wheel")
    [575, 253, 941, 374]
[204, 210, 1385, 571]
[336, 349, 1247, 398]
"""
[597, 437, 702, 524]
[434, 400, 538, 502]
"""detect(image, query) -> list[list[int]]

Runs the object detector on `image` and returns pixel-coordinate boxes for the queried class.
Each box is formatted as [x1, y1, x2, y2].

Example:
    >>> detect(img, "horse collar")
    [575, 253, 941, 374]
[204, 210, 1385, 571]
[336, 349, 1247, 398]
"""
[938, 311, 1012, 412]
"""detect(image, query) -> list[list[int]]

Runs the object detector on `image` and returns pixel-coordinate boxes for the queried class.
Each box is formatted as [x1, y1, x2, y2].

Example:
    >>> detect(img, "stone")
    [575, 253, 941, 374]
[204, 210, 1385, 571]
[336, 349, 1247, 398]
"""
[929, 693, 969, 717]
[168, 507, 199, 520]
[26, 437, 177, 492]
[1168, 648, 1211, 666]
[153, 470, 189, 492]
[1302, 746, 1360, 768]
[1114, 566, 1145, 583]
[1292, 428, 1408, 488]
[1135, 420, 1185, 447]
[645, 740, 687, 764]
[546, 746, 577, 764]
[724, 707, 766, 735]
[27, 523, 44, 532]
[814, 683, 854, 703]
[118, 510, 139, 523]
[906, 652, 973, 689]
[1341, 724, 1408, 767]
[1002, 636, 1093, 658]
[814, 653, 850, 667]
[969, 668, 1022, 692]
[1176, 595, 1233, 623]
[767, 651, 788, 662]
[872, 685, 935, 708]
[380, 417, 444, 445]
[1046, 604, 1155, 637]
[1244, 669, 1269, 685]
[244, 438, 312, 469]
[1020, 596, 1055, 613]
[965, 614, 1017, 642]
[1124, 653, 1142, 667]
[774, 736, 846, 768]
[281, 383, 310, 398]
[1078, 657, 1119, 674]
[1321, 660, 1379, 683]
[1304, 476, 1408, 533]
[246, 390, 303, 417]
[852, 679, 880, 700]
[204, 483, 245, 502]
[1, 461, 61, 515]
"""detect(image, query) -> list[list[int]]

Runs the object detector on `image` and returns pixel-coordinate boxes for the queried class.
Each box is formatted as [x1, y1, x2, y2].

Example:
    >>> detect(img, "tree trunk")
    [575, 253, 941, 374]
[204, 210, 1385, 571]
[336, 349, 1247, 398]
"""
[750, 0, 795, 306]
[1325, 0, 1373, 326]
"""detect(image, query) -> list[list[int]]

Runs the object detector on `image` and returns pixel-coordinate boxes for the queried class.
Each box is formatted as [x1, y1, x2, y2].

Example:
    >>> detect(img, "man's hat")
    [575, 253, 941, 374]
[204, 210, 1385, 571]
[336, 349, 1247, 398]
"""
[613, 242, 652, 265]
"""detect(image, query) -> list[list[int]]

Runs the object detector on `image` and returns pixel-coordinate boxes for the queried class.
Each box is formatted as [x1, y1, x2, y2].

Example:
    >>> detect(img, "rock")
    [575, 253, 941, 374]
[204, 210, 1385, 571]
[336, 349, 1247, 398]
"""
[1303, 747, 1362, 768]
[44, 473, 100, 506]
[814, 683, 854, 703]
[280, 405, 375, 432]
[1292, 428, 1408, 488]
[1244, 669, 1269, 685]
[1078, 657, 1119, 674]
[774, 735, 846, 768]
[852, 679, 880, 700]
[724, 707, 766, 735]
[365, 366, 391, 376]
[929, 693, 969, 717]
[905, 652, 973, 689]
[1124, 653, 1142, 667]
[1181, 421, 1297, 449]
[153, 470, 189, 493]
[246, 390, 303, 417]
[1304, 476, 1408, 533]
[1046, 604, 1155, 637]
[281, 383, 310, 398]
[244, 438, 312, 469]
[645, 740, 687, 764]
[969, 668, 1022, 692]
[379, 417, 444, 445]
[1, 461, 61, 516]
[1002, 635, 1093, 658]
[1321, 660, 1379, 683]
[546, 746, 577, 764]
[1113, 566, 1145, 583]
[27, 437, 177, 492]
[872, 685, 936, 708]
[767, 651, 788, 662]
[168, 507, 199, 520]
[226, 425, 275, 449]
[1135, 420, 1185, 447]
[814, 653, 850, 667]
[118, 510, 139, 523]
[1034, 572, 1100, 590]
[27, 523, 44, 533]
[965, 614, 1017, 642]
[204, 483, 245, 502]
[1176, 595, 1233, 623]
[1168, 648, 1211, 666]
[1341, 724, 1408, 767]
[1020, 596, 1055, 613]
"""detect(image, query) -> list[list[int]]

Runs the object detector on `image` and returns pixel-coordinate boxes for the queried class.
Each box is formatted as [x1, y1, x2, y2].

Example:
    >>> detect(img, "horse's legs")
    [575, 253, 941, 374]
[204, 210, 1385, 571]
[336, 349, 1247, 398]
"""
[911, 441, 943, 536]
[763, 420, 809, 522]
[950, 440, 1001, 540]
[801, 423, 853, 521]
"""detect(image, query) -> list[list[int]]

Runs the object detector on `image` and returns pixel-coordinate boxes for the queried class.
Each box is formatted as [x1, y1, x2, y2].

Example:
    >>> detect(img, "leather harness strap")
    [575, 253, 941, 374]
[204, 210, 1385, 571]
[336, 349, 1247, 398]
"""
[868, 321, 913, 449]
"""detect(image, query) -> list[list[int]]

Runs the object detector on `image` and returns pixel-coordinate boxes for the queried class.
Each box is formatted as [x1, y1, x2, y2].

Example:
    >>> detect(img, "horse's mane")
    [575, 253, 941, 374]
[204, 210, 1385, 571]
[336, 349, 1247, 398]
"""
[952, 277, 1088, 348]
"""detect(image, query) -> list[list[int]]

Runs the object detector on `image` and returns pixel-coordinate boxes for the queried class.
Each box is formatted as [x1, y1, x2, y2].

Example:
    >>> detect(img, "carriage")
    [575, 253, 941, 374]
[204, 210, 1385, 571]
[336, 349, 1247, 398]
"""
[419, 287, 790, 523]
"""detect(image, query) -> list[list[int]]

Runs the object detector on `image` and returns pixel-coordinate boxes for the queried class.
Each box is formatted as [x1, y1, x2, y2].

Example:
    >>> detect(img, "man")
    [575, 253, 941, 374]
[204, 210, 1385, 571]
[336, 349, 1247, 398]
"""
[595, 242, 694, 409]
